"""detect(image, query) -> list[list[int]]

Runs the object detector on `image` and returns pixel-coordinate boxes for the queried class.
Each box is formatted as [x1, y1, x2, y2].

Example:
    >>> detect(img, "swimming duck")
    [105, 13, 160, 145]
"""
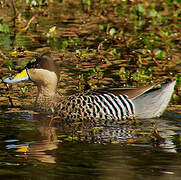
[3, 56, 176, 120]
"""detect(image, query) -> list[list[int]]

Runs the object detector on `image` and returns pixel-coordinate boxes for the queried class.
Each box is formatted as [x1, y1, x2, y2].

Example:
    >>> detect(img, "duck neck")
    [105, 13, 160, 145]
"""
[35, 84, 59, 111]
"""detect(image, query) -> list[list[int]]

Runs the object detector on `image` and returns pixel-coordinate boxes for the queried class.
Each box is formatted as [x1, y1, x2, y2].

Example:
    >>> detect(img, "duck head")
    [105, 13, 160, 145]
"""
[3, 56, 60, 107]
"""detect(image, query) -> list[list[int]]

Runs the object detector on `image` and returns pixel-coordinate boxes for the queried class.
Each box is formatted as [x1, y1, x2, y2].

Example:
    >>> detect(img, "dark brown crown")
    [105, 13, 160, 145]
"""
[26, 56, 60, 79]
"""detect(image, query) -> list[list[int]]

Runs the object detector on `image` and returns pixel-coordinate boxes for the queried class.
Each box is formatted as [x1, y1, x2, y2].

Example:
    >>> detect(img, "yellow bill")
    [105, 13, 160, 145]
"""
[3, 69, 29, 83]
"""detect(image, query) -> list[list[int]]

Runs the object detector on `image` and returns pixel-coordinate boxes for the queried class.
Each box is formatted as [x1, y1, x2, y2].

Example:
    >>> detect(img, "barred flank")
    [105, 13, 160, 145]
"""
[91, 93, 135, 120]
[61, 92, 135, 120]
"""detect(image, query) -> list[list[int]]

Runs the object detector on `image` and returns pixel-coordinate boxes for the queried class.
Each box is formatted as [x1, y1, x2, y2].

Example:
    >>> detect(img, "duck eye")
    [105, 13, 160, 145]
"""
[30, 58, 36, 64]
[25, 57, 40, 69]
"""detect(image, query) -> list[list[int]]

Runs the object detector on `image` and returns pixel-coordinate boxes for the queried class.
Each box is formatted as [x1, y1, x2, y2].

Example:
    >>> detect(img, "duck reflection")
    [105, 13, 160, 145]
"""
[26, 118, 58, 163]
[26, 115, 169, 164]
[27, 117, 138, 163]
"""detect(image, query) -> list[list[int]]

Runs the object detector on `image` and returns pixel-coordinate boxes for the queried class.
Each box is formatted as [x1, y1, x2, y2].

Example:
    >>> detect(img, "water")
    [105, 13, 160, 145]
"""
[0, 109, 181, 180]
[0, 1, 181, 179]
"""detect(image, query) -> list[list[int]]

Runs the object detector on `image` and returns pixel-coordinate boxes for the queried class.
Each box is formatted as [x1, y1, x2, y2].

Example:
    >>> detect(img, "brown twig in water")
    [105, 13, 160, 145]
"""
[147, 50, 163, 69]
[3, 82, 14, 107]
[11, 0, 19, 48]
[24, 15, 36, 32]
[97, 40, 104, 54]
[11, 0, 18, 27]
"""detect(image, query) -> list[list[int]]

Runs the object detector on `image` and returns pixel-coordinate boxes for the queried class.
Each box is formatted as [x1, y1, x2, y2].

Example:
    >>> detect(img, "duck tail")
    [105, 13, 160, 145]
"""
[132, 80, 176, 119]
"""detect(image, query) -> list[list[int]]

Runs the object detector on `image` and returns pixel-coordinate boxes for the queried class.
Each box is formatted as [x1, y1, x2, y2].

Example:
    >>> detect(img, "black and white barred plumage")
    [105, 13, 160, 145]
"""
[58, 91, 135, 120]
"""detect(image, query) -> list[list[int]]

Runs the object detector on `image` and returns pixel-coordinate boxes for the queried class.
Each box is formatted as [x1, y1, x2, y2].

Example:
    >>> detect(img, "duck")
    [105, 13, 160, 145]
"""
[3, 56, 176, 120]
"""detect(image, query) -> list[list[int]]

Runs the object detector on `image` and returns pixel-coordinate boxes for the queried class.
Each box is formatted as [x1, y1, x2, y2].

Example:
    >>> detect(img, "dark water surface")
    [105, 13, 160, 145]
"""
[0, 109, 181, 180]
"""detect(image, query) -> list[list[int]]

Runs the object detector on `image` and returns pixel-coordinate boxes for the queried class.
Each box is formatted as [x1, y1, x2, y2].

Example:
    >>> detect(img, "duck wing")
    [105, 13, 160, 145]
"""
[94, 84, 156, 99]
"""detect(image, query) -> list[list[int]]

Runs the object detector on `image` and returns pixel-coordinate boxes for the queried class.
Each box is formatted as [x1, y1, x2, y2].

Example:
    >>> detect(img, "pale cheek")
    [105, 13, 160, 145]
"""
[29, 72, 43, 84]
[29, 71, 56, 86]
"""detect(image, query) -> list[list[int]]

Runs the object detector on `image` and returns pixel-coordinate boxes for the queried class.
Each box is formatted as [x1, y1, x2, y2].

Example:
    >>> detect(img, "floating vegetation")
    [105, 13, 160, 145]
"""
[0, 0, 180, 106]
